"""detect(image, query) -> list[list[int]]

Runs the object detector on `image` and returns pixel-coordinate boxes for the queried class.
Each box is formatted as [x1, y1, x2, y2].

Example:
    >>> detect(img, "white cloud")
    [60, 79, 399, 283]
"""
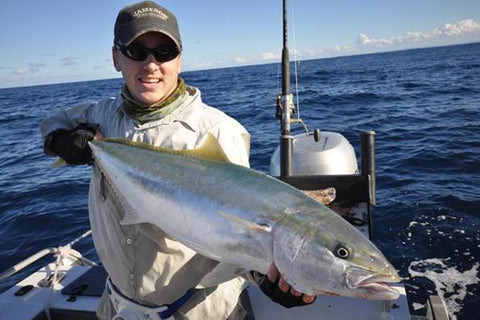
[184, 19, 480, 72]
[234, 56, 248, 64]
[29, 63, 46, 74]
[11, 69, 26, 76]
[357, 19, 480, 48]
[260, 52, 280, 61]
[192, 61, 215, 69]
[61, 57, 79, 66]
[324, 45, 351, 54]
[433, 19, 480, 36]
[6, 63, 45, 77]
[290, 49, 303, 58]
[334, 45, 351, 52]
[303, 49, 319, 57]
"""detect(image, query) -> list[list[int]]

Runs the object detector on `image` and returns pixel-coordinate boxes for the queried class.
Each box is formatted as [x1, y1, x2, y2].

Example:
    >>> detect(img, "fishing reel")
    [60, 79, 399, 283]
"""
[275, 93, 295, 120]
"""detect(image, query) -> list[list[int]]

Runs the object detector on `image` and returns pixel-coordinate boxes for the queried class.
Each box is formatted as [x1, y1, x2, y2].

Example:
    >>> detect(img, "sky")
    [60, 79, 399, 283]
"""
[0, 0, 479, 88]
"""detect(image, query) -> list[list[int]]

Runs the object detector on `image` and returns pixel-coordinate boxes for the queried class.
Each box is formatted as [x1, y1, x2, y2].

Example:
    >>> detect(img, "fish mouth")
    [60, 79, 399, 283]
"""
[346, 268, 401, 300]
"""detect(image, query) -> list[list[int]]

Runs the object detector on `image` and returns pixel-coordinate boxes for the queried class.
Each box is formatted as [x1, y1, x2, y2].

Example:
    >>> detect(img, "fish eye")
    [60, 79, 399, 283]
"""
[334, 244, 351, 259]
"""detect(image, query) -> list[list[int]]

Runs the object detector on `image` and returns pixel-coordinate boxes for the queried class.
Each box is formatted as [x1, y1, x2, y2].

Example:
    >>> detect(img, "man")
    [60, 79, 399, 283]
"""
[40, 1, 315, 319]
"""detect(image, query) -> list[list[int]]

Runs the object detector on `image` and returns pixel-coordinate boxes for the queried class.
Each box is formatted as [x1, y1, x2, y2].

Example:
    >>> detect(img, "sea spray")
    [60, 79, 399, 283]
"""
[408, 258, 480, 320]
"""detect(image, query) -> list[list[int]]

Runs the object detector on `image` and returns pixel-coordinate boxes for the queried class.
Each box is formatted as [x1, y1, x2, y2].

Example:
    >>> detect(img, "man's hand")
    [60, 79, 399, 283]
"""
[256, 263, 316, 308]
[44, 123, 103, 165]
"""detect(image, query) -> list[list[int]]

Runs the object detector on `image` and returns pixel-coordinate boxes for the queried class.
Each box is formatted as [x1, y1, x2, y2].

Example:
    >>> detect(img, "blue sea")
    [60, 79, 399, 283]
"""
[1, 42, 479, 319]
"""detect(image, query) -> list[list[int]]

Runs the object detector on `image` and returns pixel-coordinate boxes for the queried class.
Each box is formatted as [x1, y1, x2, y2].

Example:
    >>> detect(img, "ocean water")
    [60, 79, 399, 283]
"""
[0, 42, 479, 319]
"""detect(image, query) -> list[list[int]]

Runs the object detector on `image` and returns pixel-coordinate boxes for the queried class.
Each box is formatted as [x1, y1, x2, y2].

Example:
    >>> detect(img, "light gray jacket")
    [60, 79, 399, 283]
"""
[40, 86, 251, 319]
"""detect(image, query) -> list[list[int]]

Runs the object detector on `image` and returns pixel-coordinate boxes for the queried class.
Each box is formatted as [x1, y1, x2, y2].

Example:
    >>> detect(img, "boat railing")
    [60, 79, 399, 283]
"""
[0, 230, 96, 283]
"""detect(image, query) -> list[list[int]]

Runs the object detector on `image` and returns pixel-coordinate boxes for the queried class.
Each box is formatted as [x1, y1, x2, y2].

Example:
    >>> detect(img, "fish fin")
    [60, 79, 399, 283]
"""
[119, 206, 144, 225]
[188, 133, 230, 163]
[103, 133, 230, 163]
[111, 187, 145, 225]
[198, 263, 246, 287]
[51, 158, 66, 168]
[93, 163, 146, 226]
[217, 210, 272, 233]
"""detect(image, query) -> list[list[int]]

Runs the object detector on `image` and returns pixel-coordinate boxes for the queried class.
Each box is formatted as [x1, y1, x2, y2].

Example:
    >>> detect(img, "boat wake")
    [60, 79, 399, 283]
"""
[407, 258, 479, 320]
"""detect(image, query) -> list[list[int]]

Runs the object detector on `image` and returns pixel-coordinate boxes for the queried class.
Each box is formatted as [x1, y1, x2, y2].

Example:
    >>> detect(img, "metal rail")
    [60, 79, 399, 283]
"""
[0, 230, 94, 283]
[0, 248, 59, 282]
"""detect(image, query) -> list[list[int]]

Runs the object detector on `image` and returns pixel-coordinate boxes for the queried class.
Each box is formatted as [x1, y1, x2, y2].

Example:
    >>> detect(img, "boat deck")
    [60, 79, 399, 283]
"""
[0, 263, 99, 320]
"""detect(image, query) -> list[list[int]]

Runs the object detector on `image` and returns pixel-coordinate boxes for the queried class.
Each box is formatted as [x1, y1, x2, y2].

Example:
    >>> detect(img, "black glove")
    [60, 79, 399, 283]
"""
[43, 123, 99, 165]
[252, 271, 316, 308]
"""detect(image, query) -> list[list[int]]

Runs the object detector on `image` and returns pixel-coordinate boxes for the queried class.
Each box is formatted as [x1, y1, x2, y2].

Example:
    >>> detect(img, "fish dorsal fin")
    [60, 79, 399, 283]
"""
[104, 133, 230, 163]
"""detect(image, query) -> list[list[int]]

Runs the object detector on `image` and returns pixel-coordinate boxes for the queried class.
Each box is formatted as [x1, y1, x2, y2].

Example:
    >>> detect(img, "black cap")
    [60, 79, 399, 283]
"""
[114, 1, 182, 50]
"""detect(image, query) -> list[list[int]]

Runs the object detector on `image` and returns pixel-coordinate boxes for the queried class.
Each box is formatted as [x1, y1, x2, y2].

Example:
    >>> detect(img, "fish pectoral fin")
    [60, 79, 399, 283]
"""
[116, 189, 146, 225]
[101, 177, 145, 226]
[103, 133, 230, 163]
[217, 210, 272, 233]
[198, 263, 246, 288]
[119, 206, 143, 225]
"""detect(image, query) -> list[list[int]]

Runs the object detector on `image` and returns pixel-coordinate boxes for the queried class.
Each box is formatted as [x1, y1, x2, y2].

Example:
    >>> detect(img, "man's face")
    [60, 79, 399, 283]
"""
[113, 32, 182, 105]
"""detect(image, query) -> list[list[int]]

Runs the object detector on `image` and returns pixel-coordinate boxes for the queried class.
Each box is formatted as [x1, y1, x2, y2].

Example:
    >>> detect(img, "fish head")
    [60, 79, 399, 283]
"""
[89, 139, 140, 170]
[89, 140, 102, 160]
[272, 210, 401, 300]
[89, 139, 115, 163]
[88, 139, 131, 180]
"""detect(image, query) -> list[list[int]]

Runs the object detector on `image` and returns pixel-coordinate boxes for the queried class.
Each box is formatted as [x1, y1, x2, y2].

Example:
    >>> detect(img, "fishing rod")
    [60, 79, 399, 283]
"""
[279, 0, 294, 177]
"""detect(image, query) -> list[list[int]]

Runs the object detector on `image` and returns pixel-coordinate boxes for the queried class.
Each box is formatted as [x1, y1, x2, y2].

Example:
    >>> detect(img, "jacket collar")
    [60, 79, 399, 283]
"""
[116, 86, 202, 132]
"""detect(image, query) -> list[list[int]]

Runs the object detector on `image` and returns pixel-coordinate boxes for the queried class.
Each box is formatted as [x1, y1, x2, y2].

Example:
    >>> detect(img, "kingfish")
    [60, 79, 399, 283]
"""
[89, 134, 401, 300]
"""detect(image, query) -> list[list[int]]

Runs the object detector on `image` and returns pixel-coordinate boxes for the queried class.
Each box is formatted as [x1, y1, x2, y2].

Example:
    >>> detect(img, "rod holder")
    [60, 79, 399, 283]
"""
[361, 131, 376, 206]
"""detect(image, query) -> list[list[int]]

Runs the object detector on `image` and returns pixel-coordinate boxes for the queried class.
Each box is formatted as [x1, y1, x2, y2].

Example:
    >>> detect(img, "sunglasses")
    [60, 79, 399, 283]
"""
[116, 43, 180, 62]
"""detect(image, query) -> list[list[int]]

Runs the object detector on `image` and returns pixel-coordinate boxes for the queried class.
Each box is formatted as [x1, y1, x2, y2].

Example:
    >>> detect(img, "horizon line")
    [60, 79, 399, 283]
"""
[1, 41, 479, 90]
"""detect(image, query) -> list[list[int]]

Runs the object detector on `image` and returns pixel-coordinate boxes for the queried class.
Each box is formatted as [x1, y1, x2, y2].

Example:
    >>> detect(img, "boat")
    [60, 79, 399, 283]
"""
[0, 1, 450, 319]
